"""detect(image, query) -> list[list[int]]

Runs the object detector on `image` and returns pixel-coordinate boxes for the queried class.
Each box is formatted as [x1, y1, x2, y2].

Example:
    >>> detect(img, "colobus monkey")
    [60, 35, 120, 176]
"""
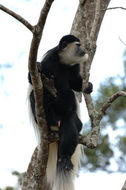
[28, 34, 93, 190]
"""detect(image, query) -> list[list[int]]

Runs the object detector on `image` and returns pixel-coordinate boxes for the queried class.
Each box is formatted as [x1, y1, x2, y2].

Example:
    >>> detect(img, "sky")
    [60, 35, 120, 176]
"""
[0, 0, 126, 189]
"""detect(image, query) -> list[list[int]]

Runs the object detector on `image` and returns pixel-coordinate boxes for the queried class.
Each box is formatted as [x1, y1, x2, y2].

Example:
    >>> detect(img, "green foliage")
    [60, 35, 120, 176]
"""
[118, 136, 126, 154]
[82, 135, 113, 172]
[4, 187, 14, 190]
[116, 136, 126, 172]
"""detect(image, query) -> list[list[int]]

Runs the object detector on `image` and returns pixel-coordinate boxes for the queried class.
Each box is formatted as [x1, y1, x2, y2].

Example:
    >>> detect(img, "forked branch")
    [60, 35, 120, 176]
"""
[80, 90, 126, 148]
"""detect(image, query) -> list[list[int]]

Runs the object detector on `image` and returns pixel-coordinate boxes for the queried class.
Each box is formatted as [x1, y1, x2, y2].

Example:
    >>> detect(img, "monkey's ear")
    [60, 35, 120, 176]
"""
[37, 62, 42, 72]
[60, 41, 67, 49]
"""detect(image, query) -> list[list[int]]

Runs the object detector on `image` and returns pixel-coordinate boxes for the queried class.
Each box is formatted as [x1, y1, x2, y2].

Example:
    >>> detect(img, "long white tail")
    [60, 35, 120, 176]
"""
[28, 84, 82, 190]
[46, 142, 82, 190]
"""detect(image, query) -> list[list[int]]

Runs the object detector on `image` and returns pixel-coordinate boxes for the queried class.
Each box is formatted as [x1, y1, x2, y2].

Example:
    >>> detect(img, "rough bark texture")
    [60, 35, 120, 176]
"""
[121, 180, 126, 190]
[71, 0, 111, 61]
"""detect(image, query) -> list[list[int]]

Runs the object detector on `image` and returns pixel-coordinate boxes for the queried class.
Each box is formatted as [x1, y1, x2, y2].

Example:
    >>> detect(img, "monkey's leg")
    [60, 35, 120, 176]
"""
[57, 114, 79, 171]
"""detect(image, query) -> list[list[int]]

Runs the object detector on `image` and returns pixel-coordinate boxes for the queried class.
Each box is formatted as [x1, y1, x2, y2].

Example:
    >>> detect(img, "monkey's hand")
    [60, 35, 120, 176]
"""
[42, 74, 57, 97]
[83, 82, 93, 94]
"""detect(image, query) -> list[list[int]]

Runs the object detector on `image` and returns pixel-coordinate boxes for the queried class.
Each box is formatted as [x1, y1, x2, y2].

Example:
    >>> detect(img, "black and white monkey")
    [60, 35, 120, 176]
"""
[28, 35, 93, 190]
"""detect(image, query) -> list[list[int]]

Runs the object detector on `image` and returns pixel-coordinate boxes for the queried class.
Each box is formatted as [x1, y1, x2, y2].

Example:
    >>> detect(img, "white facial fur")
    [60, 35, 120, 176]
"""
[59, 42, 88, 65]
[83, 53, 89, 62]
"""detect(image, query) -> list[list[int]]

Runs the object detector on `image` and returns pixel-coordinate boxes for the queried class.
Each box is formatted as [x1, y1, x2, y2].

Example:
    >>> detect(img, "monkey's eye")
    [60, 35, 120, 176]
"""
[76, 43, 81, 47]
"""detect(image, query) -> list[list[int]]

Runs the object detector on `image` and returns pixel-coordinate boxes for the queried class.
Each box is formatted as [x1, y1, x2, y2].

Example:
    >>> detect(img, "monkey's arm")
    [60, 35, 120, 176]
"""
[70, 75, 93, 94]
[69, 64, 93, 94]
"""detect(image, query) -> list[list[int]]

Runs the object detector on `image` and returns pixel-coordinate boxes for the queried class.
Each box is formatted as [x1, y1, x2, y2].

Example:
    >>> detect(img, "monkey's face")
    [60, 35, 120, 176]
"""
[59, 41, 88, 65]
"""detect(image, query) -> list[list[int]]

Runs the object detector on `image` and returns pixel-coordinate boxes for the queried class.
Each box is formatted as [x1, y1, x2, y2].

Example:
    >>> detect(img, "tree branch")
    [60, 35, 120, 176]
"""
[90, 0, 101, 40]
[119, 36, 126, 46]
[107, 6, 126, 11]
[75, 91, 126, 149]
[99, 91, 126, 120]
[0, 4, 34, 32]
[0, 1, 54, 189]
[121, 180, 126, 190]
[22, 0, 54, 189]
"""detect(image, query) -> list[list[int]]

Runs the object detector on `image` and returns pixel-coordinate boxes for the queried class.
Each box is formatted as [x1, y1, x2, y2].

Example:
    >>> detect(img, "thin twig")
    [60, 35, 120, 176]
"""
[0, 4, 34, 32]
[99, 91, 126, 119]
[119, 36, 126, 46]
[107, 6, 126, 11]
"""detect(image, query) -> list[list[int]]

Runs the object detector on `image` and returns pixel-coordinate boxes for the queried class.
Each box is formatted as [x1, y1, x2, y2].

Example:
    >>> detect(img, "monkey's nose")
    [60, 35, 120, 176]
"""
[79, 50, 85, 56]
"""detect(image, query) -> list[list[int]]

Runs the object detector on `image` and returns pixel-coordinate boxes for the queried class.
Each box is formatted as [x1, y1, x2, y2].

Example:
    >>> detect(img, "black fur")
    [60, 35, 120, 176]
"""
[28, 35, 93, 171]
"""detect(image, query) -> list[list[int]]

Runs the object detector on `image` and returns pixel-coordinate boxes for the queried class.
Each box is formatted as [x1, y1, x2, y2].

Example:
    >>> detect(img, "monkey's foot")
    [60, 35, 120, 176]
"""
[50, 125, 59, 131]
[50, 121, 61, 131]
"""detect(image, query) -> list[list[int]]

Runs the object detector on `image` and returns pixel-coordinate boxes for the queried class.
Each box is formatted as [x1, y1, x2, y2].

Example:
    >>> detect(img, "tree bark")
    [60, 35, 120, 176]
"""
[21, 1, 55, 189]
[121, 180, 126, 190]
[70, 0, 111, 147]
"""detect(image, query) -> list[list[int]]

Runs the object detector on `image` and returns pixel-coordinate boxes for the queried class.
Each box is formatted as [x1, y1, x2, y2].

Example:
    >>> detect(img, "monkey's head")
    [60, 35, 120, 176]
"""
[59, 35, 88, 65]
